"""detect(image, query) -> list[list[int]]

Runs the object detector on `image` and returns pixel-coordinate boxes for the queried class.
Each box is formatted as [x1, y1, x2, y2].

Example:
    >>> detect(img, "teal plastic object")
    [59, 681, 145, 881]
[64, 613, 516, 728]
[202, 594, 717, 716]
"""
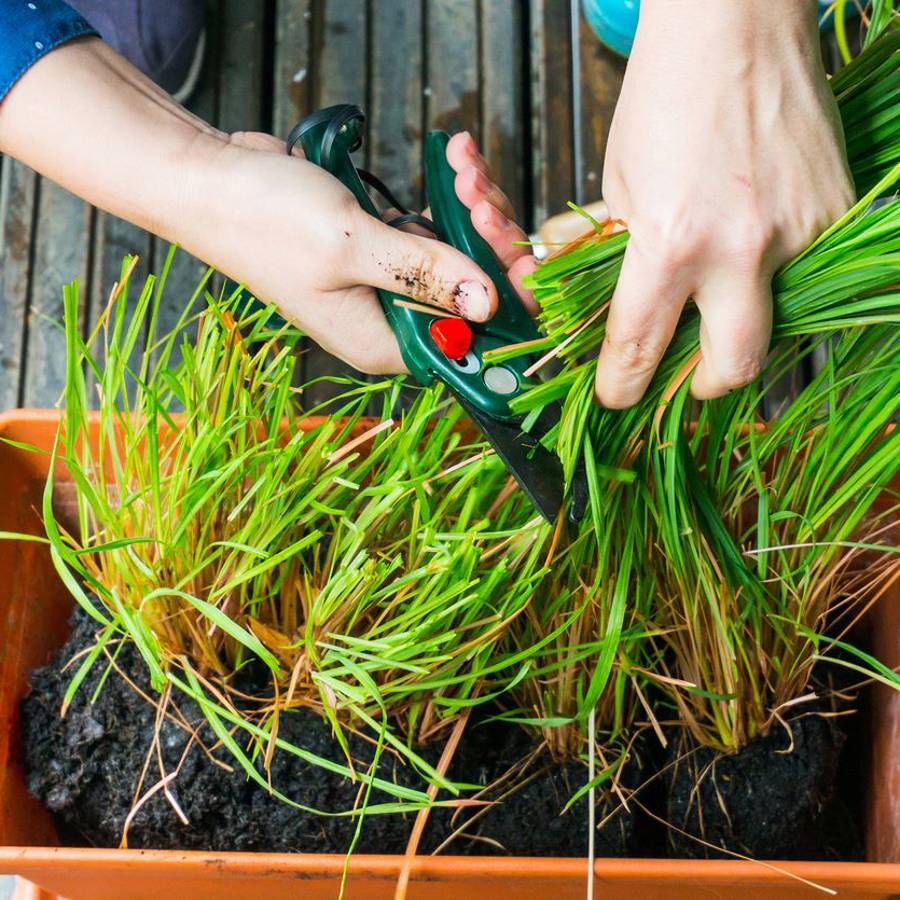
[294, 105, 543, 422]
[583, 0, 855, 58]
[582, 0, 638, 57]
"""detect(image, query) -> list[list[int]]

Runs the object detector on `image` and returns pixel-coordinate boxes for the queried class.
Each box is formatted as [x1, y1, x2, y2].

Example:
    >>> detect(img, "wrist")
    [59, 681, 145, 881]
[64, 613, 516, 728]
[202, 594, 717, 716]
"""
[636, 1, 819, 57]
[639, 0, 817, 27]
[169, 134, 290, 273]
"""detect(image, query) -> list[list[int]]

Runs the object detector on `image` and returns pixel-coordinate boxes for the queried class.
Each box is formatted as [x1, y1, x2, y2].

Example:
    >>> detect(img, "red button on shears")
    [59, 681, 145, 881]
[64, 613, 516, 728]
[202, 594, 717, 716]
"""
[429, 317, 472, 361]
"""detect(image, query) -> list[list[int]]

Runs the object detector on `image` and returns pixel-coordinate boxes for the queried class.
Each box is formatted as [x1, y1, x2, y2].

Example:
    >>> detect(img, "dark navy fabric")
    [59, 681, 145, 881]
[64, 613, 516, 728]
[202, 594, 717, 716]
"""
[0, 0, 97, 103]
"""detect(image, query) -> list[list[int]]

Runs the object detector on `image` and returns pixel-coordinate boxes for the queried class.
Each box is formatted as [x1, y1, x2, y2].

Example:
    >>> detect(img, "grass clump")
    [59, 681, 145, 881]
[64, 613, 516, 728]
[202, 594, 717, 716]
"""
[647, 324, 900, 751]
[42, 253, 553, 810]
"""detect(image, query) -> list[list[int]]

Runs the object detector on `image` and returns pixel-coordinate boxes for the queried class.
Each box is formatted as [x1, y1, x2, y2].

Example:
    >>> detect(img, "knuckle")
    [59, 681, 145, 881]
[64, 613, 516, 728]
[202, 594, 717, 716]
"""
[644, 222, 703, 273]
[602, 332, 666, 375]
[653, 242, 689, 274]
[723, 220, 775, 266]
[335, 190, 365, 229]
[320, 198, 367, 267]
[717, 356, 764, 390]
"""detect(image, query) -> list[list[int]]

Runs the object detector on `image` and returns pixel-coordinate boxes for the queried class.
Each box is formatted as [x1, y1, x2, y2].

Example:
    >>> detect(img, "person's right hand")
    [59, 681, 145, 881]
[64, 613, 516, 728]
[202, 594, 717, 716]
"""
[594, 0, 853, 408]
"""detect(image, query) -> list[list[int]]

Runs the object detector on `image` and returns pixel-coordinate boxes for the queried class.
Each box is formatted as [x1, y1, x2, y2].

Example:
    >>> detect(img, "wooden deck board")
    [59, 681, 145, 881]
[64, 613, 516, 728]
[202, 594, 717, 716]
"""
[529, 0, 576, 227]
[217, 0, 268, 135]
[300, 0, 370, 405]
[272, 0, 312, 140]
[21, 181, 92, 408]
[480, 1, 528, 220]
[369, 0, 424, 212]
[87, 217, 153, 406]
[0, 0, 623, 413]
[575, 14, 625, 205]
[426, 0, 480, 139]
[149, 25, 218, 364]
[0, 160, 36, 409]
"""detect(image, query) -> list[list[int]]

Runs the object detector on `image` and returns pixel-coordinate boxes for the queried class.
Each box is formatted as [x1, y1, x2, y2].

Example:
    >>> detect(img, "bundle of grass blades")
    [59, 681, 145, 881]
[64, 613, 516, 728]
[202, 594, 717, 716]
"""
[42, 252, 553, 814]
[831, 16, 900, 196]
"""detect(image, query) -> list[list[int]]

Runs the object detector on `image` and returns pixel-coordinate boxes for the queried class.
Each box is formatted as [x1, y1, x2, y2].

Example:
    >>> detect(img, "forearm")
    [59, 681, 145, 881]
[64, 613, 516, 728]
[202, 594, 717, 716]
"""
[0, 37, 224, 243]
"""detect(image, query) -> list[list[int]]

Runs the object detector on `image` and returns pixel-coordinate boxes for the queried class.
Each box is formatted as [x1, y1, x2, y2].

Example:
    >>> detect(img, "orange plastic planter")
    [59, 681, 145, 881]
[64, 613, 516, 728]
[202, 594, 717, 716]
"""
[0, 410, 897, 900]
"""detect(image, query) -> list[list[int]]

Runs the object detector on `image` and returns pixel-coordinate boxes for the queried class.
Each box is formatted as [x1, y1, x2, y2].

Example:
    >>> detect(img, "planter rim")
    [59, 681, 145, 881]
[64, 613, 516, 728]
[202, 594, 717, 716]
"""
[2, 847, 899, 884]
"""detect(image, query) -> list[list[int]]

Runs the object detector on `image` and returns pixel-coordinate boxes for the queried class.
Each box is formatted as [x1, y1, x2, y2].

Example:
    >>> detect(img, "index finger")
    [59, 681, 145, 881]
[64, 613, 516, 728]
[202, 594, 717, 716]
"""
[594, 242, 689, 409]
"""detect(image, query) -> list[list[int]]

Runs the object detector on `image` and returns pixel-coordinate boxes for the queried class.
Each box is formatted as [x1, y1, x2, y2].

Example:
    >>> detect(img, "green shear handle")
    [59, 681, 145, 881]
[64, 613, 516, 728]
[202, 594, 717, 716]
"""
[287, 104, 543, 423]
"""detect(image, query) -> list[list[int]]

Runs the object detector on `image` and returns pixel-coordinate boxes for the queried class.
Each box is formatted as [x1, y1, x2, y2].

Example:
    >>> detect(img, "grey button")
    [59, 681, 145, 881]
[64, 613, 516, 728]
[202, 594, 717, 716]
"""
[483, 365, 518, 395]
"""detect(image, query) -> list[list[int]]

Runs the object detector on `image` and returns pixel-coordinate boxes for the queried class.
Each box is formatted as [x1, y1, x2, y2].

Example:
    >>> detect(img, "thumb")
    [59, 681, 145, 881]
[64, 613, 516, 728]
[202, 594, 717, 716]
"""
[350, 215, 498, 322]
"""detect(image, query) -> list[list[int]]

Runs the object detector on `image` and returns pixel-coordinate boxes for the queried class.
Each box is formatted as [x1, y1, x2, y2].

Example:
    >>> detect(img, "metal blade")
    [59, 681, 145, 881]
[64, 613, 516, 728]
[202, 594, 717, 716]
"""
[453, 391, 574, 524]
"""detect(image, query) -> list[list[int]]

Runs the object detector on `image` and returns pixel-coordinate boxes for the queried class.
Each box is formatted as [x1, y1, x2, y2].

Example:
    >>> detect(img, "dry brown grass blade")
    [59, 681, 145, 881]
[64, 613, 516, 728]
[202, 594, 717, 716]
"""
[544, 217, 628, 262]
[431, 744, 546, 856]
[653, 349, 702, 438]
[523, 304, 609, 378]
[631, 675, 668, 748]
[392, 298, 462, 318]
[394, 708, 472, 900]
[631, 795, 836, 895]
[328, 419, 395, 464]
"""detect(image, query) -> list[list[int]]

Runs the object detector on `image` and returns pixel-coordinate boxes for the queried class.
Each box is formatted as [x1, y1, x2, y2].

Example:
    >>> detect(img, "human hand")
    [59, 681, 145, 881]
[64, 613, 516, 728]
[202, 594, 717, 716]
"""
[189, 130, 537, 373]
[0, 38, 534, 375]
[595, 0, 854, 407]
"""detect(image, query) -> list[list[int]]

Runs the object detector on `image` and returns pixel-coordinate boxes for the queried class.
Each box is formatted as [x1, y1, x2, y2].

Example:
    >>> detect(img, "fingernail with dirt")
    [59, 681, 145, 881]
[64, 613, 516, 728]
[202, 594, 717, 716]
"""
[453, 281, 491, 321]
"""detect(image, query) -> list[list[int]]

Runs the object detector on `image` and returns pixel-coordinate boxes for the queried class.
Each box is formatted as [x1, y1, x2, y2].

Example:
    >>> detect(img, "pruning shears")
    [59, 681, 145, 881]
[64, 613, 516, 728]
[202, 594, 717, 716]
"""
[287, 105, 584, 523]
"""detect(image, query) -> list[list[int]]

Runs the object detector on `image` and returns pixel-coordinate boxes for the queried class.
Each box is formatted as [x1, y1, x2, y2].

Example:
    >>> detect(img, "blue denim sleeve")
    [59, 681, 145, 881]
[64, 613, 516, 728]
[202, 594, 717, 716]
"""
[0, 0, 97, 103]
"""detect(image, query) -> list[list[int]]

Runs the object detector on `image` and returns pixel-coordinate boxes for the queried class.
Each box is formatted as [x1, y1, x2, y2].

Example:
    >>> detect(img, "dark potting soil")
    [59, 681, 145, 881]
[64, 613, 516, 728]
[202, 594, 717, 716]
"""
[21, 606, 638, 857]
[665, 715, 863, 860]
[429, 721, 643, 857]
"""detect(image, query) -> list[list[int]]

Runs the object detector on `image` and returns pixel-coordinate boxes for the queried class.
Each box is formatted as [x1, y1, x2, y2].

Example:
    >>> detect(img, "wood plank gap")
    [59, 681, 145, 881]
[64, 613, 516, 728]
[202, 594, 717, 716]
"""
[480, 0, 527, 221]
[150, 3, 221, 374]
[519, 1, 535, 233]
[302, 0, 370, 407]
[476, 0, 485, 149]
[364, 0, 374, 172]
[419, 0, 429, 208]
[569, 0, 584, 205]
[13, 168, 40, 409]
[528, 0, 576, 225]
[274, 0, 314, 391]
[370, 0, 425, 211]
[576, 13, 624, 202]
[22, 178, 92, 407]
[260, 0, 278, 135]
